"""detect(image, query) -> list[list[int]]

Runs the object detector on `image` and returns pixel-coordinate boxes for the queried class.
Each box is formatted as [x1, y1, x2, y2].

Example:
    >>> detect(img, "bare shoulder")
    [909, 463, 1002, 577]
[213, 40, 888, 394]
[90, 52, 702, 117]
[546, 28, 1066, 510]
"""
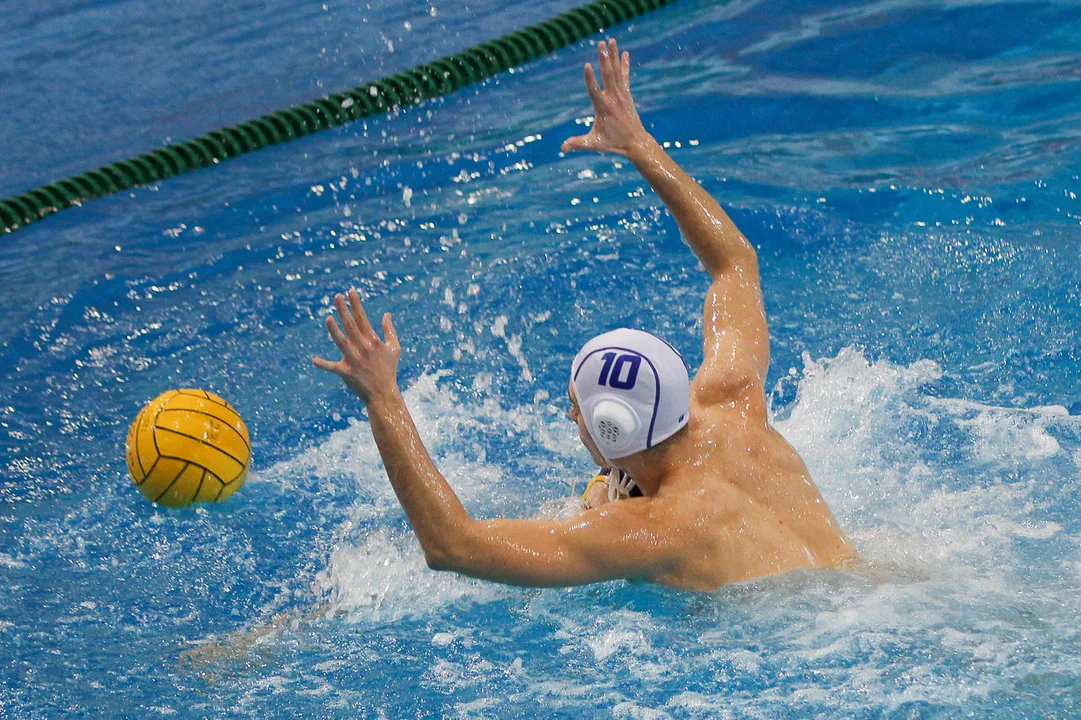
[578, 483, 746, 551]
[690, 332, 767, 412]
[645, 480, 786, 589]
[648, 477, 750, 540]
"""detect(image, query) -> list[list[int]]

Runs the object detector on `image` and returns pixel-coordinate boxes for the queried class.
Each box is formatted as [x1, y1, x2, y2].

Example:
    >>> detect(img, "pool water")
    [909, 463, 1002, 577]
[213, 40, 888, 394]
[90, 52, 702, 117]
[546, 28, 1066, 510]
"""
[3, 0, 1081, 716]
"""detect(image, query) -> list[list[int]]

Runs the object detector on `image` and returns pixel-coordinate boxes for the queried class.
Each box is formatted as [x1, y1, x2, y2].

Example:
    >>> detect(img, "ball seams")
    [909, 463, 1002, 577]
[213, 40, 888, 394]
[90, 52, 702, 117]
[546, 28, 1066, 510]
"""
[178, 388, 230, 409]
[148, 409, 164, 476]
[130, 415, 147, 481]
[156, 407, 251, 453]
[135, 455, 161, 487]
[212, 473, 226, 501]
[127, 389, 249, 505]
[152, 461, 191, 504]
[191, 467, 208, 501]
[153, 425, 247, 470]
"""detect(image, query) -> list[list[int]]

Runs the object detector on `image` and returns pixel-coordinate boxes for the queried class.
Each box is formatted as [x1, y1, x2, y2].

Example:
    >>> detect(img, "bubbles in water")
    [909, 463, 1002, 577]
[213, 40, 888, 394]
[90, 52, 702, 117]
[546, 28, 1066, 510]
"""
[267, 344, 1081, 717]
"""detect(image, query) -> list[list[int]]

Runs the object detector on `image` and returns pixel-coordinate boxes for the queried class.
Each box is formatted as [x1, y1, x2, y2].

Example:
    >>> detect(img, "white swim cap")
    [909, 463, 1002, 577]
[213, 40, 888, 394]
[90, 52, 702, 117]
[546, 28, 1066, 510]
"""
[571, 328, 690, 461]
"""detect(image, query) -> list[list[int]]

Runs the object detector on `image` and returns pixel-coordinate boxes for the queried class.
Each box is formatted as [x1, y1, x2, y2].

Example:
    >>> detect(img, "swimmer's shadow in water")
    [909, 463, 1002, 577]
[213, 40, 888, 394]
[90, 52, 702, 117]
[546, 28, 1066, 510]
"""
[177, 604, 340, 684]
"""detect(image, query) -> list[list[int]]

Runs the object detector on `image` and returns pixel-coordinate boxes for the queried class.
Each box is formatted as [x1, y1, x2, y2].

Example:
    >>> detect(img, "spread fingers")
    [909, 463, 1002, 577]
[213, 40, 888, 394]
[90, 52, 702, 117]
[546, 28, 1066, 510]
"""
[334, 293, 364, 344]
[584, 63, 603, 104]
[325, 313, 351, 355]
[597, 40, 617, 90]
[347, 288, 378, 341]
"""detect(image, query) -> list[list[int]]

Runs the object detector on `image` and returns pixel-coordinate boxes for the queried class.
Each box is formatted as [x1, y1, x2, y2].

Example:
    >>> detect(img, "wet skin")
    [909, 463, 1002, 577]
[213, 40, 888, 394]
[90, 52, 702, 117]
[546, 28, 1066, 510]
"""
[314, 39, 856, 590]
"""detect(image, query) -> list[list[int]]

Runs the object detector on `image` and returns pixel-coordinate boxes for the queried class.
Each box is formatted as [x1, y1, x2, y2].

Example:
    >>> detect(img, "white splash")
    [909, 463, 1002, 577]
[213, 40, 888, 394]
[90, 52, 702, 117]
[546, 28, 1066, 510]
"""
[282, 372, 585, 621]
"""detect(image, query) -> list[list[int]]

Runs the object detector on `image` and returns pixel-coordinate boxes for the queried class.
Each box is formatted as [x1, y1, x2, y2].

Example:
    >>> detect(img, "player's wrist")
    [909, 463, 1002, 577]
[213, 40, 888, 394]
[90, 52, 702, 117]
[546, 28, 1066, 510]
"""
[362, 382, 403, 411]
[622, 132, 661, 163]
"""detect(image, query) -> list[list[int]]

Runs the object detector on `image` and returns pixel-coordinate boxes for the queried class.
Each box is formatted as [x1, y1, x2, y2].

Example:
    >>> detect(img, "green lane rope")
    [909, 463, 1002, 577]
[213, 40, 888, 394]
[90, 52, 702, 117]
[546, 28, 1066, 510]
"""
[0, 0, 677, 237]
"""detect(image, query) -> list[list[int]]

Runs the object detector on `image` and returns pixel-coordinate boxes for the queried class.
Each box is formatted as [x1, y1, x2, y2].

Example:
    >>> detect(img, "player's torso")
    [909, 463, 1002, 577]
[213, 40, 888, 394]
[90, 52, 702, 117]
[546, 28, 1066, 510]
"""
[652, 407, 856, 588]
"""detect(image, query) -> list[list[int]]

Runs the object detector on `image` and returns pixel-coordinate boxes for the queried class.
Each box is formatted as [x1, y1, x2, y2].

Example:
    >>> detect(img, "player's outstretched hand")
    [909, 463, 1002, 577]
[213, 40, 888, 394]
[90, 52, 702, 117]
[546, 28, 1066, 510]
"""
[561, 38, 649, 157]
[313, 288, 401, 404]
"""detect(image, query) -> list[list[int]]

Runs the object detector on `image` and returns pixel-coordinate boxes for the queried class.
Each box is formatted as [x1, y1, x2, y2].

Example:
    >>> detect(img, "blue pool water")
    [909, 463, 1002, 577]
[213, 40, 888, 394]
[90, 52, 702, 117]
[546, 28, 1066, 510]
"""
[3, 0, 1081, 716]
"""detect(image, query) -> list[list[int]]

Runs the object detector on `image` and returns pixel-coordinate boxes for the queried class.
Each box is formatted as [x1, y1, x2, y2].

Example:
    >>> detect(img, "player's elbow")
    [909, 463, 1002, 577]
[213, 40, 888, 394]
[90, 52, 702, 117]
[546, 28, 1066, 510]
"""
[422, 519, 479, 573]
[424, 548, 453, 571]
[705, 249, 758, 282]
[423, 538, 465, 572]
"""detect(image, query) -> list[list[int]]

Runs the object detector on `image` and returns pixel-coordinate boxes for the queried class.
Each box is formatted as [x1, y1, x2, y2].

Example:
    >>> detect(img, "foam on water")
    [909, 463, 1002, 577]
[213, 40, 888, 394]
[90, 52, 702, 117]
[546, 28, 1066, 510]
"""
[253, 370, 584, 622]
[315, 529, 508, 623]
[765, 349, 1080, 713]
[5, 0, 1081, 714]
[253, 345, 1081, 715]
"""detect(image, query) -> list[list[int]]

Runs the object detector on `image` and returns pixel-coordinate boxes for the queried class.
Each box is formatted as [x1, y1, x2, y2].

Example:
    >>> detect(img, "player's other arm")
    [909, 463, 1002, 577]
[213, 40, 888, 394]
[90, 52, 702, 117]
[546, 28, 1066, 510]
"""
[563, 39, 769, 402]
[366, 387, 680, 585]
[624, 138, 770, 401]
[436, 501, 680, 587]
[561, 39, 757, 281]
[313, 290, 473, 561]
[313, 290, 679, 587]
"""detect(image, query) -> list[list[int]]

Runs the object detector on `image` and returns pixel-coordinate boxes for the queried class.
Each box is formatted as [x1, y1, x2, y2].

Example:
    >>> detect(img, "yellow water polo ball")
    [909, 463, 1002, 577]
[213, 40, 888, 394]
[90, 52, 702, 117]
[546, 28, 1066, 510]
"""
[125, 389, 251, 507]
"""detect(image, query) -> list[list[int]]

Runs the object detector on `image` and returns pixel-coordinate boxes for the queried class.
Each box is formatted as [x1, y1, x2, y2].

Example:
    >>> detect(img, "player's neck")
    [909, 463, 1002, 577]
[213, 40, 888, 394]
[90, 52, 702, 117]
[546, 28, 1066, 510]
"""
[613, 442, 679, 497]
[613, 425, 692, 496]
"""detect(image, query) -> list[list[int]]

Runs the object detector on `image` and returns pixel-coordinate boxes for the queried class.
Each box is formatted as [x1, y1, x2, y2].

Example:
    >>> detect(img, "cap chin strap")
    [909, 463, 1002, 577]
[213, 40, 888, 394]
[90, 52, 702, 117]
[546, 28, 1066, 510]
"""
[607, 468, 638, 502]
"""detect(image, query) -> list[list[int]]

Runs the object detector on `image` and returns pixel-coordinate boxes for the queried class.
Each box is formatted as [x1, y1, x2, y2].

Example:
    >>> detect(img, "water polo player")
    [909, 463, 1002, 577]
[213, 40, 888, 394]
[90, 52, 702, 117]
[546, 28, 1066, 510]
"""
[313, 39, 856, 590]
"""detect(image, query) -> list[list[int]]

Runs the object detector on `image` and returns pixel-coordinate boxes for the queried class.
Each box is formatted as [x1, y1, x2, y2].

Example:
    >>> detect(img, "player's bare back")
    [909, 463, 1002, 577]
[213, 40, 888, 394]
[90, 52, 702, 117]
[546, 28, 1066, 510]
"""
[314, 38, 855, 592]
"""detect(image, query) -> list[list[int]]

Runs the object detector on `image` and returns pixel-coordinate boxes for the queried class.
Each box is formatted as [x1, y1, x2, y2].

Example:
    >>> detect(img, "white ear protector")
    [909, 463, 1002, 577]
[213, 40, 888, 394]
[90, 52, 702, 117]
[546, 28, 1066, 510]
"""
[588, 397, 641, 459]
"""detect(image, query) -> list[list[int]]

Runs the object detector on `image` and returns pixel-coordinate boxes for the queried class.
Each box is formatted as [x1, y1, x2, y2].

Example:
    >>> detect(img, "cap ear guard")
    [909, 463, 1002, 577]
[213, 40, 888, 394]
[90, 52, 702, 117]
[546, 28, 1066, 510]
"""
[588, 398, 641, 459]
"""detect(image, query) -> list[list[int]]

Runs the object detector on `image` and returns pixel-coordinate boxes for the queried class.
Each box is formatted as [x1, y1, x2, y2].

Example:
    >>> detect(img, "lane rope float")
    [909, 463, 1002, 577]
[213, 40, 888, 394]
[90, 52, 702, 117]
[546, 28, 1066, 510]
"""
[0, 0, 677, 237]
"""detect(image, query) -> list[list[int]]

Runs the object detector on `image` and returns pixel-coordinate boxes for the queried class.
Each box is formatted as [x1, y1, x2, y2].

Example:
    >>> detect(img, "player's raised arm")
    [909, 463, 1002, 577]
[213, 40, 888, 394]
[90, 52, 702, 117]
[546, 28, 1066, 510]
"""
[563, 39, 771, 406]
